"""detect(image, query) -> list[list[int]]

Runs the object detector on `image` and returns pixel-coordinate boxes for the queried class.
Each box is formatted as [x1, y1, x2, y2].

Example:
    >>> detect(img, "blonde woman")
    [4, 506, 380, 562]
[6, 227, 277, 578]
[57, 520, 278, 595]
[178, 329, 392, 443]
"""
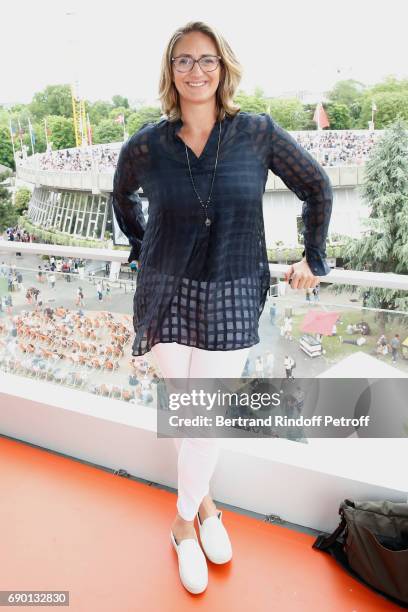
[112, 21, 332, 594]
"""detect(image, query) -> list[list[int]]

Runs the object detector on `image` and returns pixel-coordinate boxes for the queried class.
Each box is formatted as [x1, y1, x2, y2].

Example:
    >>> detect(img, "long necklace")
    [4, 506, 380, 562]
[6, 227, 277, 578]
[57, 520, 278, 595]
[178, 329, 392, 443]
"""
[184, 121, 221, 227]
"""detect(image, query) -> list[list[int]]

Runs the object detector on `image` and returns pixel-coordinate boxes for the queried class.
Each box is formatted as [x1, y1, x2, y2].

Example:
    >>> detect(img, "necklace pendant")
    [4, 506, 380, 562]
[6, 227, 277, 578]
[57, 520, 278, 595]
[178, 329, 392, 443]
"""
[205, 217, 211, 227]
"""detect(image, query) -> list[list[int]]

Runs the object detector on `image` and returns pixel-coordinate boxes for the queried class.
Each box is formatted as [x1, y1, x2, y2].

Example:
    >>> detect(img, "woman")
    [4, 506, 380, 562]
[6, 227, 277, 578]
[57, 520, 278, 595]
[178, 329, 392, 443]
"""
[112, 21, 332, 594]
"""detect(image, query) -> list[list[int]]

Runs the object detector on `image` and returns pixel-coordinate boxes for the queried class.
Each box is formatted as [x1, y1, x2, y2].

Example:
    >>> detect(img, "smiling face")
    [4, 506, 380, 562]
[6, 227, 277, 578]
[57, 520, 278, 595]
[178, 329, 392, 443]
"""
[171, 31, 221, 106]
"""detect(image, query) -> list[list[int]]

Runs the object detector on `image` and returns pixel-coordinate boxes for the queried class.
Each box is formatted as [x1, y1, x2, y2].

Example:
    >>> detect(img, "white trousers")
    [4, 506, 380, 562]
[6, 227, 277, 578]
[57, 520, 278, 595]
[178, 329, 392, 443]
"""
[151, 342, 251, 521]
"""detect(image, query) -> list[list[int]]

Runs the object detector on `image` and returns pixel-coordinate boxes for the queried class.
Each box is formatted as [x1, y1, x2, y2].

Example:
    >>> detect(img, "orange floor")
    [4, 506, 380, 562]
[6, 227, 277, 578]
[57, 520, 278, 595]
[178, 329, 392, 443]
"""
[0, 435, 404, 612]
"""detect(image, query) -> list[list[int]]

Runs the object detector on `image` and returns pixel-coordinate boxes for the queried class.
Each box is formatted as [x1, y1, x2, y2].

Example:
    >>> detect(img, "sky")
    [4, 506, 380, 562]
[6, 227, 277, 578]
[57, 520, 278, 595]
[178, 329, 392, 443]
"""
[1, 0, 408, 107]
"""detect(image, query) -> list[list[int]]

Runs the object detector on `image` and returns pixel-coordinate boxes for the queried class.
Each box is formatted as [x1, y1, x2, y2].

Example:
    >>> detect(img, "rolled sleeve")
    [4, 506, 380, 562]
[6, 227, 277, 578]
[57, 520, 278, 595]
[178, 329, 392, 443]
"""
[266, 114, 333, 276]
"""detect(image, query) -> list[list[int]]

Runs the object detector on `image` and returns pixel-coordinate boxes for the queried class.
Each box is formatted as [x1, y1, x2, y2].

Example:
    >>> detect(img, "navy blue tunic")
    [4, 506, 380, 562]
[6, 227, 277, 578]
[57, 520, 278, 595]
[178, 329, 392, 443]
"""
[112, 111, 333, 356]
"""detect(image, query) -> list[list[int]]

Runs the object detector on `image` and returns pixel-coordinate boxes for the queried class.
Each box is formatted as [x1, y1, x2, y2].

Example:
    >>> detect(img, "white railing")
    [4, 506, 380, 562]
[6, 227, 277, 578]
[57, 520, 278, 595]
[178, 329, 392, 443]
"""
[0, 240, 127, 263]
[1, 240, 408, 290]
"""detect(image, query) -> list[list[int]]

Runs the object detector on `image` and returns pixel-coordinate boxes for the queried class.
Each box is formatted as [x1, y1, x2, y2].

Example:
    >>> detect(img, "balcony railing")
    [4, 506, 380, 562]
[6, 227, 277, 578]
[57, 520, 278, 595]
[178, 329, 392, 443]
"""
[1, 240, 407, 534]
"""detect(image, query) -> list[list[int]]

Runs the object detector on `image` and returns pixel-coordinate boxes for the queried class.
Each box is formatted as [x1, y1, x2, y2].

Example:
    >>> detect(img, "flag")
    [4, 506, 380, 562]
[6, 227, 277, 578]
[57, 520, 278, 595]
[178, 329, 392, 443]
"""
[8, 119, 16, 141]
[27, 117, 36, 154]
[8, 118, 16, 155]
[313, 102, 330, 130]
[86, 113, 93, 145]
[44, 117, 52, 148]
[114, 114, 125, 124]
[17, 118, 24, 150]
[28, 117, 36, 146]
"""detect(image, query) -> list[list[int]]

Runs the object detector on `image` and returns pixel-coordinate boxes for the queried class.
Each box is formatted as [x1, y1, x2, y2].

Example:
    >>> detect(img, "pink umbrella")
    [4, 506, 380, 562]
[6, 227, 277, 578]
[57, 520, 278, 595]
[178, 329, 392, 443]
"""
[301, 311, 340, 336]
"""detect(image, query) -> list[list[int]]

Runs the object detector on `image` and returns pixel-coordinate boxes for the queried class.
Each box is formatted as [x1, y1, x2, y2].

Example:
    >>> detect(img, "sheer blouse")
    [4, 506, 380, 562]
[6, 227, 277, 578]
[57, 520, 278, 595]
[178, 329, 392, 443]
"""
[112, 111, 333, 356]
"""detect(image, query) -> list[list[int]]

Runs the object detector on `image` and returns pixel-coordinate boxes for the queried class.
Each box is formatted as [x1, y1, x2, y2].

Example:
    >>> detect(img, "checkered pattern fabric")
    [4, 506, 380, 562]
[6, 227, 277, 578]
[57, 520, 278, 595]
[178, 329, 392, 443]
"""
[155, 275, 260, 350]
[112, 111, 333, 356]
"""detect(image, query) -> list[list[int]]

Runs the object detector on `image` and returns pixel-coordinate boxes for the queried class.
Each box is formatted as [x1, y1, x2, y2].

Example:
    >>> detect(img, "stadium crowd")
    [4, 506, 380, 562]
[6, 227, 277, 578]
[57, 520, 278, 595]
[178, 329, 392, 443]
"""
[295, 130, 381, 166]
[36, 146, 119, 172]
[17, 129, 381, 173]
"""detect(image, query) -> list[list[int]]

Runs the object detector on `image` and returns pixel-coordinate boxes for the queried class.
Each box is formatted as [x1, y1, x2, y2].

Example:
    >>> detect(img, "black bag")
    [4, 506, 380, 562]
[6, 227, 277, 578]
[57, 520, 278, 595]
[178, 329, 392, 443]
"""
[312, 499, 408, 608]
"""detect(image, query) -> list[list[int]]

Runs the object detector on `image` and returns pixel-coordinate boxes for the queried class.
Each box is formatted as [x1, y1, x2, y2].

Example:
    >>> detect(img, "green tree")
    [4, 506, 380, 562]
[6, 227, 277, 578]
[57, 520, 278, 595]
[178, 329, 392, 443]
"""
[0, 204, 18, 232]
[234, 89, 268, 114]
[354, 76, 408, 128]
[14, 187, 32, 215]
[9, 103, 27, 115]
[0, 175, 18, 231]
[302, 104, 319, 130]
[47, 116, 75, 149]
[0, 169, 12, 182]
[267, 98, 308, 130]
[126, 107, 163, 135]
[0, 127, 15, 169]
[29, 85, 73, 121]
[327, 79, 366, 107]
[112, 95, 129, 108]
[126, 113, 143, 136]
[0, 106, 12, 125]
[93, 119, 123, 144]
[329, 118, 408, 319]
[370, 75, 408, 95]
[325, 102, 352, 129]
[349, 100, 363, 124]
[326, 79, 365, 127]
[87, 100, 114, 125]
[30, 120, 47, 153]
[357, 92, 408, 129]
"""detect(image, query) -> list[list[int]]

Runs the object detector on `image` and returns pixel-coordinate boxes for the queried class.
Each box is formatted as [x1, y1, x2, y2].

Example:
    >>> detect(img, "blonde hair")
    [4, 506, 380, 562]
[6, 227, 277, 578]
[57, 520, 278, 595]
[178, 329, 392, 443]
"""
[158, 21, 242, 122]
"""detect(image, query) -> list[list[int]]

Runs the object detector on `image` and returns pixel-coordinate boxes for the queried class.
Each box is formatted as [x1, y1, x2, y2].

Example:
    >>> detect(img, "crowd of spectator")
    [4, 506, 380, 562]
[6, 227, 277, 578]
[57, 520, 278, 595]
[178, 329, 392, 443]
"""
[294, 130, 381, 166]
[25, 146, 120, 172]
[15, 129, 382, 173]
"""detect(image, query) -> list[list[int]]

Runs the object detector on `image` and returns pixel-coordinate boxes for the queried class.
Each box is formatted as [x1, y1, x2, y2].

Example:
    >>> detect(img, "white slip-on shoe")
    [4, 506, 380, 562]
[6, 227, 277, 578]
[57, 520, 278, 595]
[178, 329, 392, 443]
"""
[170, 529, 208, 594]
[197, 510, 232, 564]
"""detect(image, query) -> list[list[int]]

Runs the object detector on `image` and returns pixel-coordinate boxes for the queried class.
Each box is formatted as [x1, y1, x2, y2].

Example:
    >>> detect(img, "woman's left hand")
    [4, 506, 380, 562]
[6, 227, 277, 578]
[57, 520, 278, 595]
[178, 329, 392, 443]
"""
[284, 258, 319, 290]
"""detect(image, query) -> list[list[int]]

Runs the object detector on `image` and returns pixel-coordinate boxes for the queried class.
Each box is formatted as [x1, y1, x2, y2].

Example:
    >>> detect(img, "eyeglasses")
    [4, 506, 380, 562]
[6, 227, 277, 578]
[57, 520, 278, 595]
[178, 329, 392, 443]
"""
[171, 55, 221, 73]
